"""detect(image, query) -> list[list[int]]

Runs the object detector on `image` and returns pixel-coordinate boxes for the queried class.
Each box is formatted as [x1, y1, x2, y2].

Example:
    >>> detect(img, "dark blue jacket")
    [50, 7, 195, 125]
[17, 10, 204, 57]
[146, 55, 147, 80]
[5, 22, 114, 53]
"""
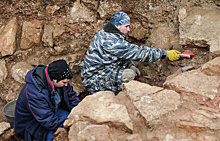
[14, 65, 80, 141]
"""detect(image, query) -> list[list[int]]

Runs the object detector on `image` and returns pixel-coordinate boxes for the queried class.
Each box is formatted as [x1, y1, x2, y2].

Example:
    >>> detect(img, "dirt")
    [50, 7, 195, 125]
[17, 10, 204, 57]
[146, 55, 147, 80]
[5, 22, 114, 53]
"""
[0, 0, 212, 140]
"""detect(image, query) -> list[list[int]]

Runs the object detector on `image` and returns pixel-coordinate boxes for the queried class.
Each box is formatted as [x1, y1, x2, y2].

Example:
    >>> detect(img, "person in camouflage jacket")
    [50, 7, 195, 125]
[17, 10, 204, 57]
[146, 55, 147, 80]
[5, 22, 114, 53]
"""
[81, 11, 180, 95]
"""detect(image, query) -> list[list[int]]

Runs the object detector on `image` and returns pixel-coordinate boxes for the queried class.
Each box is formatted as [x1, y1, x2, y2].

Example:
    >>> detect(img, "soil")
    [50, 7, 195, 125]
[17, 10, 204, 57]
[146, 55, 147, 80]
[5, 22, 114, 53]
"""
[0, 0, 213, 140]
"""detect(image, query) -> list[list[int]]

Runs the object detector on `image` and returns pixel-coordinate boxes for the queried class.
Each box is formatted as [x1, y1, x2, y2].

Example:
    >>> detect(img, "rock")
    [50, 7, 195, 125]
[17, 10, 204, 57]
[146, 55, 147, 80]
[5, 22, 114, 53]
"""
[127, 134, 142, 141]
[51, 40, 87, 55]
[46, 5, 60, 15]
[11, 62, 33, 84]
[42, 24, 54, 47]
[65, 91, 133, 132]
[69, 124, 113, 141]
[20, 20, 42, 49]
[81, 0, 99, 11]
[164, 70, 220, 99]
[0, 122, 10, 135]
[69, 0, 96, 23]
[0, 128, 16, 141]
[98, 1, 122, 18]
[123, 80, 181, 122]
[42, 23, 65, 48]
[178, 7, 187, 22]
[128, 22, 149, 41]
[53, 24, 65, 38]
[53, 128, 68, 141]
[179, 6, 220, 57]
[0, 59, 7, 83]
[201, 57, 220, 76]
[0, 18, 18, 56]
[149, 26, 179, 50]
[49, 53, 84, 66]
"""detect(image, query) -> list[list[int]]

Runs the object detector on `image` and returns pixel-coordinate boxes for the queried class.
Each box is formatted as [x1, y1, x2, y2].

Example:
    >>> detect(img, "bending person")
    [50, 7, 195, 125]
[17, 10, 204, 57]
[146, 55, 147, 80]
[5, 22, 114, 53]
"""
[81, 11, 180, 95]
[15, 59, 80, 141]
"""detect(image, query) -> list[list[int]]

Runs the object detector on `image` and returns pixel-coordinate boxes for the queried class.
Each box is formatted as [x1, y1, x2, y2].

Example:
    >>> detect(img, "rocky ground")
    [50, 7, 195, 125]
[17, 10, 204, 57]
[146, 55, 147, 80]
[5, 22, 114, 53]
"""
[0, 0, 219, 140]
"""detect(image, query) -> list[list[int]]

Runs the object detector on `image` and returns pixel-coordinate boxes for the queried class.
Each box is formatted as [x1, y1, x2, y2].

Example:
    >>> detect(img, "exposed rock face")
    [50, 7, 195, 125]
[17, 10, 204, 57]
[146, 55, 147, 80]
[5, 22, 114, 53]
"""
[0, 59, 7, 83]
[179, 5, 220, 58]
[164, 70, 220, 99]
[20, 20, 42, 49]
[0, 122, 10, 135]
[69, 0, 96, 23]
[123, 81, 181, 122]
[0, 0, 220, 140]
[64, 91, 133, 133]
[11, 62, 33, 84]
[60, 77, 220, 140]
[201, 57, 220, 76]
[0, 18, 18, 57]
[149, 26, 179, 50]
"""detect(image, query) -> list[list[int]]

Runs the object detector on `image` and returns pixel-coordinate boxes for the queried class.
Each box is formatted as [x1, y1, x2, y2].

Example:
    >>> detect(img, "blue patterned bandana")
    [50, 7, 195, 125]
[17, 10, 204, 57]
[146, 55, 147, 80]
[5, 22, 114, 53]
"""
[110, 11, 130, 25]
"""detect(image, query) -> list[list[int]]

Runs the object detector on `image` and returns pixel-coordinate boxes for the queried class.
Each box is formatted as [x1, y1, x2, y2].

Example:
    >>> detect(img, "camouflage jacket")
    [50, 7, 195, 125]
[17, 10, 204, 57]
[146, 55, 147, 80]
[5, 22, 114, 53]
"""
[81, 22, 166, 94]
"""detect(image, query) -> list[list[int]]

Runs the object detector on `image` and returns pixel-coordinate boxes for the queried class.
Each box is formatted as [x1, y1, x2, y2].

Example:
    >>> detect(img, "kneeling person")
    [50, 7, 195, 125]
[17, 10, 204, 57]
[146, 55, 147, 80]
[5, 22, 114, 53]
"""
[15, 59, 80, 141]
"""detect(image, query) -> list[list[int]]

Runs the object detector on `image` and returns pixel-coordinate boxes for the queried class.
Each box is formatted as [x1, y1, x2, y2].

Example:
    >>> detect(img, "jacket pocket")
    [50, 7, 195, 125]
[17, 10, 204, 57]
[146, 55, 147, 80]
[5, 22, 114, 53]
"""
[25, 119, 45, 141]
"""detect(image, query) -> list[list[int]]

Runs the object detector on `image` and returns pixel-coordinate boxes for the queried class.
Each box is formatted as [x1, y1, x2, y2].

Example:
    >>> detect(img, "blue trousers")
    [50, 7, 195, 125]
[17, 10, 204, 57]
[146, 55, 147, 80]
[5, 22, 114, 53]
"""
[46, 108, 69, 141]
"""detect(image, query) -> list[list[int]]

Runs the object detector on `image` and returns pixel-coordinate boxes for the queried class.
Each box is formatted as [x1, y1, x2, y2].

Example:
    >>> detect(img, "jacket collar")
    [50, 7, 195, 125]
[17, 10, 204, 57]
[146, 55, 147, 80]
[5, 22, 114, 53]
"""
[44, 66, 55, 92]
[103, 22, 126, 38]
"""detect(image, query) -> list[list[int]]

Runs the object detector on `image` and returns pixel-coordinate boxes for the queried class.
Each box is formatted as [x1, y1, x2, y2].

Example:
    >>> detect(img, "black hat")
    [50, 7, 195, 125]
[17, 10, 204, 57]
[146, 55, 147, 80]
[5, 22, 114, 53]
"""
[48, 59, 73, 81]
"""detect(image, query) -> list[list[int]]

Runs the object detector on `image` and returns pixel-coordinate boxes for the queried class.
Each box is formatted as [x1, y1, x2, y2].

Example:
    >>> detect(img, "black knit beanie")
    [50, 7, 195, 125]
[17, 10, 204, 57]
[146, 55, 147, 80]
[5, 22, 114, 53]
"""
[48, 59, 73, 82]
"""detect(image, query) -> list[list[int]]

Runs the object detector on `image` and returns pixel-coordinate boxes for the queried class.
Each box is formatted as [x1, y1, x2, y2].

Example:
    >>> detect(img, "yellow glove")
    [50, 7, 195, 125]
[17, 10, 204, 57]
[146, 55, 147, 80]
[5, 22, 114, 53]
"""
[166, 50, 181, 61]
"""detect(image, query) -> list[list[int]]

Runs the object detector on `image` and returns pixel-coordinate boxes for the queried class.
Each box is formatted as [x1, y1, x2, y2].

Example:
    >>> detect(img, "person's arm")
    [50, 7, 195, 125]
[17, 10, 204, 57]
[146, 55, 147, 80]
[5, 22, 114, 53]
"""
[103, 37, 166, 62]
[65, 83, 80, 110]
[26, 86, 66, 130]
[104, 38, 181, 62]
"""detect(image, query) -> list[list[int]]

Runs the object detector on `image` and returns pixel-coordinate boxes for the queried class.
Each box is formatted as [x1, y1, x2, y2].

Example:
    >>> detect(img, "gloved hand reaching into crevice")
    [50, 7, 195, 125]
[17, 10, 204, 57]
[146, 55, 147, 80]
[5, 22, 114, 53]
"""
[166, 50, 181, 61]
[130, 65, 141, 75]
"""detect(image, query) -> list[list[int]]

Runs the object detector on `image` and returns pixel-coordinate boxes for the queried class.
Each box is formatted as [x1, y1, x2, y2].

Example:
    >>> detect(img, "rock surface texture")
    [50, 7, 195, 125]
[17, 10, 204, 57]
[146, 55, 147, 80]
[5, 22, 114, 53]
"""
[0, 0, 220, 140]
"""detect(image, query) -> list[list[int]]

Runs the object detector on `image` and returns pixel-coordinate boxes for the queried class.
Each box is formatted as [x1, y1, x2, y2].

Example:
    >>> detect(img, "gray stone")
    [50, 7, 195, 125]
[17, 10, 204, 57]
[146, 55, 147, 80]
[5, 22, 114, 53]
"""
[178, 7, 187, 23]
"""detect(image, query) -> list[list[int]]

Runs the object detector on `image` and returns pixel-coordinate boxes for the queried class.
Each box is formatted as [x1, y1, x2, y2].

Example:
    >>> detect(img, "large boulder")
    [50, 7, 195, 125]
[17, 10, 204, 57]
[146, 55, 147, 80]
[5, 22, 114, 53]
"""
[201, 57, 220, 76]
[123, 80, 181, 122]
[179, 5, 220, 58]
[164, 70, 220, 99]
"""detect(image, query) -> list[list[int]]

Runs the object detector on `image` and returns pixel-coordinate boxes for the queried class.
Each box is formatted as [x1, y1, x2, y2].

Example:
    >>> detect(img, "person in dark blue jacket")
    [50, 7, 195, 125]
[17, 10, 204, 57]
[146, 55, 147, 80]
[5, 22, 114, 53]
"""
[14, 59, 80, 141]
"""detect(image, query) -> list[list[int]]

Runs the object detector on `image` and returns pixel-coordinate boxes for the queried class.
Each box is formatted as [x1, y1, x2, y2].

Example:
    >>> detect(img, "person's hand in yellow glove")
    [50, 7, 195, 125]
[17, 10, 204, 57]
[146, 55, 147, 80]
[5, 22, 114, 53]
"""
[166, 50, 181, 61]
